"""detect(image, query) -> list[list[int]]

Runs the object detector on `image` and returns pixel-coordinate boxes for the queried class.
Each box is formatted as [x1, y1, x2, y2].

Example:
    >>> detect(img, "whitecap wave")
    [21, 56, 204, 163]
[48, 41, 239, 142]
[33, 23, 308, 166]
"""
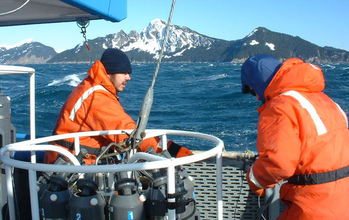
[47, 73, 84, 87]
[322, 64, 336, 69]
[205, 73, 229, 81]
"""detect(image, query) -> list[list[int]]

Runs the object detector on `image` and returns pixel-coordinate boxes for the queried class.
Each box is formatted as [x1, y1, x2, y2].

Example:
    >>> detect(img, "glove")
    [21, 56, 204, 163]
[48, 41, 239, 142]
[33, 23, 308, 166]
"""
[254, 188, 266, 197]
[246, 168, 265, 196]
[167, 140, 193, 158]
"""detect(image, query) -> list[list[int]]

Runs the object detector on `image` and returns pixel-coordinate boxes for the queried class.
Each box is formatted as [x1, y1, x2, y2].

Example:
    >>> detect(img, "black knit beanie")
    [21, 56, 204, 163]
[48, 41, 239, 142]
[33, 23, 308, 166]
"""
[100, 48, 132, 74]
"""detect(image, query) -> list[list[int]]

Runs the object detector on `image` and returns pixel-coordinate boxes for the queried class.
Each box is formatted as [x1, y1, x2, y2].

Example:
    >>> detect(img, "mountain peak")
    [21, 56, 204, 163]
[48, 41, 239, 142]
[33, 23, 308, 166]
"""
[246, 27, 271, 38]
[0, 38, 34, 50]
[150, 18, 166, 26]
[143, 19, 167, 35]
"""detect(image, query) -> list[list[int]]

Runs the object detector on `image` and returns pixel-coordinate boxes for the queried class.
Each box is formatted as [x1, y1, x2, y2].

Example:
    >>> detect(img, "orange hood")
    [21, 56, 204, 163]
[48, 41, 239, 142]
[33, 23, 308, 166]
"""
[264, 58, 325, 101]
[87, 60, 117, 95]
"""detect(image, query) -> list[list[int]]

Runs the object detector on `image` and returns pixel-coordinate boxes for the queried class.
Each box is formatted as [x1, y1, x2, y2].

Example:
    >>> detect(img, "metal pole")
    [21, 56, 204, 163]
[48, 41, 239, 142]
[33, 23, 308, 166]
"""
[129, 0, 176, 148]
[74, 136, 80, 155]
[161, 134, 168, 150]
[29, 71, 40, 220]
[216, 149, 223, 220]
[30, 64, 36, 140]
[167, 163, 176, 220]
[5, 165, 15, 220]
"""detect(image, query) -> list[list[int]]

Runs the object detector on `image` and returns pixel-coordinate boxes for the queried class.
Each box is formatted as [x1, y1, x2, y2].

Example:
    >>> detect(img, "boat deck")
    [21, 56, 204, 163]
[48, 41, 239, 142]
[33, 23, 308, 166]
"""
[185, 152, 280, 220]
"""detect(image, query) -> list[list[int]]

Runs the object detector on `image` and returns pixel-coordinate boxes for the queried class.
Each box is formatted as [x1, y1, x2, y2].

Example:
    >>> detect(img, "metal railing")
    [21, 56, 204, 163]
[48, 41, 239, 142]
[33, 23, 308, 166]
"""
[0, 129, 224, 220]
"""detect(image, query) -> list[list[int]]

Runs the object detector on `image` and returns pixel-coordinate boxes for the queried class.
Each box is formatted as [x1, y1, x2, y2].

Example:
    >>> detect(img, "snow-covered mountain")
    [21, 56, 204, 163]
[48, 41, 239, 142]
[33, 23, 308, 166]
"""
[1, 19, 349, 64]
[224, 27, 349, 63]
[49, 19, 229, 63]
[119, 19, 215, 58]
[0, 40, 56, 64]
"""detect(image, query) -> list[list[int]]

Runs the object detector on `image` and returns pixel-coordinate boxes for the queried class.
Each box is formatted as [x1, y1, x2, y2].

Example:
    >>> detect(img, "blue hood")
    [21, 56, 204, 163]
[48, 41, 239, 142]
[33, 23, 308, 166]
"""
[241, 54, 281, 102]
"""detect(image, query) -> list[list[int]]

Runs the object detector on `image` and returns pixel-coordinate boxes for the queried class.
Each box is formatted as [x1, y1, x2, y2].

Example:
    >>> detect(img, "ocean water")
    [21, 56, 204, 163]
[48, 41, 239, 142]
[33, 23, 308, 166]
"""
[1, 62, 348, 152]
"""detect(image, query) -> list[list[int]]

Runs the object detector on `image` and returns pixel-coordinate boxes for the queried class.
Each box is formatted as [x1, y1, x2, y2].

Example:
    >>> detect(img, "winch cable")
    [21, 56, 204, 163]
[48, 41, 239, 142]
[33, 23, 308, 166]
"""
[127, 0, 176, 151]
[257, 189, 274, 220]
[0, 0, 30, 16]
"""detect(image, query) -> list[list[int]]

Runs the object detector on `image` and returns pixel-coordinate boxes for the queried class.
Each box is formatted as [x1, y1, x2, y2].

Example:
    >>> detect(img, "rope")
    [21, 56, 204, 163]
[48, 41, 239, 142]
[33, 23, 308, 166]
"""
[0, 0, 30, 16]
[150, 0, 176, 88]
[128, 0, 176, 150]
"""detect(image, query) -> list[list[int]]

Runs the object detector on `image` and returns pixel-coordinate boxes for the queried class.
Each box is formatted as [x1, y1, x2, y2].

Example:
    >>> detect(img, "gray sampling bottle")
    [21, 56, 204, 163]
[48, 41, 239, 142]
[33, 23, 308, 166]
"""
[109, 172, 146, 220]
[39, 175, 70, 220]
[68, 178, 106, 220]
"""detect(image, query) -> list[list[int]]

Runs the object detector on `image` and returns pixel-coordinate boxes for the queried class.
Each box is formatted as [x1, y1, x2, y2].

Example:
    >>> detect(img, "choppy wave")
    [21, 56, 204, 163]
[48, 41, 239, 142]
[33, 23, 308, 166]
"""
[321, 64, 336, 69]
[203, 73, 229, 81]
[3, 62, 349, 152]
[47, 72, 84, 87]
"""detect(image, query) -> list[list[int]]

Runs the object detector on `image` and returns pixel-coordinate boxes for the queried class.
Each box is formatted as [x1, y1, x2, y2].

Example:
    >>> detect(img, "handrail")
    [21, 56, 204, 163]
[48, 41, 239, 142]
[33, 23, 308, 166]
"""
[1, 129, 223, 171]
[0, 64, 37, 220]
[0, 129, 224, 220]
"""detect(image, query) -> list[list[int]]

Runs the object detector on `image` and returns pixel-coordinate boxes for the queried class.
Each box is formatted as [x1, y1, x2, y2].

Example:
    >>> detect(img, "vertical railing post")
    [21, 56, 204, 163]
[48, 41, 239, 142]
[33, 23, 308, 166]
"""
[5, 165, 15, 220]
[161, 134, 168, 150]
[74, 136, 80, 155]
[216, 148, 223, 220]
[167, 163, 176, 220]
[29, 71, 40, 220]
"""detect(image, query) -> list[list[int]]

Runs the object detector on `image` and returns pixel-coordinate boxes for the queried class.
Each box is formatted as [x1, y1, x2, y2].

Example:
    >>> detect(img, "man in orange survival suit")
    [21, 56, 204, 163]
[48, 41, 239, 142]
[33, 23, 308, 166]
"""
[241, 54, 349, 219]
[45, 48, 192, 165]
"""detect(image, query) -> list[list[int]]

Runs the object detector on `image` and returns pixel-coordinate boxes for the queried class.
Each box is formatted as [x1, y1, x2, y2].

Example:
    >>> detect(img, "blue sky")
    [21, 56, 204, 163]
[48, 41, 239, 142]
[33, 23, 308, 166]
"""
[1, 0, 349, 52]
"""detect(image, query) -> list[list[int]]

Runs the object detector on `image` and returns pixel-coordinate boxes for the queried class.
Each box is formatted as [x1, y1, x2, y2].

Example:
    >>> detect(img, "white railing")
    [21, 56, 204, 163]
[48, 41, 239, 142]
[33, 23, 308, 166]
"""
[0, 65, 37, 220]
[0, 129, 224, 220]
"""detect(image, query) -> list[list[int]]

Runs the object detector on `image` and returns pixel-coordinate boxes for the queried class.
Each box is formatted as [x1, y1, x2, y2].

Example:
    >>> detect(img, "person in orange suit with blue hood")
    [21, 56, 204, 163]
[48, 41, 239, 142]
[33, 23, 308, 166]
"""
[46, 48, 192, 165]
[241, 54, 349, 219]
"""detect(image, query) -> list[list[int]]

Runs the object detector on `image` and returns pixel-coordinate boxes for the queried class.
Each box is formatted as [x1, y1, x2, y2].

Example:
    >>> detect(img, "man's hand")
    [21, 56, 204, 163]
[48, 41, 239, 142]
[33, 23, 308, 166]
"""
[246, 168, 265, 196]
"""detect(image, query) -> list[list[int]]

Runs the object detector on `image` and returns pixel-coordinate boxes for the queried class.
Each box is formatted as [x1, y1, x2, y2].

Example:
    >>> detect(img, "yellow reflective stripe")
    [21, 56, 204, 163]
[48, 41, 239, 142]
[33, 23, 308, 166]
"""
[282, 90, 327, 135]
[249, 164, 264, 189]
[69, 85, 108, 121]
[335, 103, 348, 128]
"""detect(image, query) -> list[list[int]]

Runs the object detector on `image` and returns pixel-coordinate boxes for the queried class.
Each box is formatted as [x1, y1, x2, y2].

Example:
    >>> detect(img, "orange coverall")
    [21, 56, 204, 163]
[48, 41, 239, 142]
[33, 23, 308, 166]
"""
[247, 58, 349, 219]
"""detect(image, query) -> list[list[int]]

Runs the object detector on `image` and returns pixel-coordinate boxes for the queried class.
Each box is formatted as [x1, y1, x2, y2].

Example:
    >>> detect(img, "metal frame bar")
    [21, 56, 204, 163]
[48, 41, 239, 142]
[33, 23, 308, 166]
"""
[0, 129, 224, 220]
[0, 65, 36, 220]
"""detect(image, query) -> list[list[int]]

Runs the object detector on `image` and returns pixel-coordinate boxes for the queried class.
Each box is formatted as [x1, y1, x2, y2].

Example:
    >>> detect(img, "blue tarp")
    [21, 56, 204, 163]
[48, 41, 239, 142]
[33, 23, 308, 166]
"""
[0, 0, 127, 26]
[62, 0, 127, 22]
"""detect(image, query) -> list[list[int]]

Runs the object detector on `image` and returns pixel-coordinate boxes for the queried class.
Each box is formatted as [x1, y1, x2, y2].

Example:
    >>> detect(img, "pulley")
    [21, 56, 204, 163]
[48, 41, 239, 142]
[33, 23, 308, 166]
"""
[77, 19, 90, 50]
